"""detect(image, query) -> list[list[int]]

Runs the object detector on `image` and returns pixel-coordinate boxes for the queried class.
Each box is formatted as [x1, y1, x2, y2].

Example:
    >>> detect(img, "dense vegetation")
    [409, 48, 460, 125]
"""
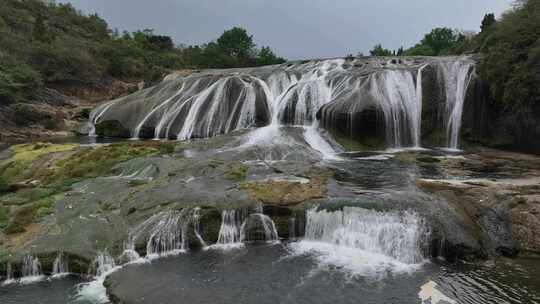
[0, 0, 285, 105]
[464, 0, 540, 149]
[366, 0, 540, 151]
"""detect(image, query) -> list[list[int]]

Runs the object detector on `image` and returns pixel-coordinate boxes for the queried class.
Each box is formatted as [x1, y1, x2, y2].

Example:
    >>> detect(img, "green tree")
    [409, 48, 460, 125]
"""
[419, 28, 458, 55]
[257, 46, 285, 66]
[480, 13, 497, 32]
[465, 0, 540, 150]
[216, 27, 256, 65]
[369, 44, 393, 56]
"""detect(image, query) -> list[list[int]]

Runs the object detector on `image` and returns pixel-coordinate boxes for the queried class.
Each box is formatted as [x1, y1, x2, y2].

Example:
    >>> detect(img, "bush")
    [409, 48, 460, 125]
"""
[474, 0, 540, 148]
[0, 58, 42, 104]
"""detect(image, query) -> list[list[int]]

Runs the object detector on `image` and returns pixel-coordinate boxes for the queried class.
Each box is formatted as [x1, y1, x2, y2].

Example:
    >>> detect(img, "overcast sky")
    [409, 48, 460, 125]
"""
[61, 0, 514, 60]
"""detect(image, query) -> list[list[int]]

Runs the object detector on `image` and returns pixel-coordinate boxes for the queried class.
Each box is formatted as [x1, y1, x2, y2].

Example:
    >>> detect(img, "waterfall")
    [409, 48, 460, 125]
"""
[240, 213, 279, 242]
[52, 252, 70, 278]
[215, 210, 245, 247]
[121, 208, 207, 259]
[192, 207, 207, 248]
[369, 69, 423, 148]
[90, 251, 116, 277]
[76, 251, 119, 304]
[88, 56, 476, 153]
[88, 100, 118, 137]
[145, 210, 189, 256]
[290, 207, 428, 277]
[213, 207, 279, 248]
[437, 58, 475, 150]
[289, 217, 296, 239]
[19, 255, 45, 284]
[2, 262, 15, 285]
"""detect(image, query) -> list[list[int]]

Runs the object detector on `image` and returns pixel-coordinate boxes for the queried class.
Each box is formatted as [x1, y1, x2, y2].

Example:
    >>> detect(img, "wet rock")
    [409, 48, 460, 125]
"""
[507, 195, 540, 253]
[95, 120, 131, 138]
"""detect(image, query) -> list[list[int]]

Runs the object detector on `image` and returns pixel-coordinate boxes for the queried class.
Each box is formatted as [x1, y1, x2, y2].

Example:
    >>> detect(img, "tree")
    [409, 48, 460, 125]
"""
[369, 44, 393, 56]
[419, 28, 458, 55]
[257, 46, 285, 66]
[217, 27, 256, 65]
[481, 13, 497, 32]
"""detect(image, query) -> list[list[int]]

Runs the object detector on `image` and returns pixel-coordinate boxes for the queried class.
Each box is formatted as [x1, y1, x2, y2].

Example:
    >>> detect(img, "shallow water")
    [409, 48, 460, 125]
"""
[0, 275, 83, 304]
[2, 243, 537, 304]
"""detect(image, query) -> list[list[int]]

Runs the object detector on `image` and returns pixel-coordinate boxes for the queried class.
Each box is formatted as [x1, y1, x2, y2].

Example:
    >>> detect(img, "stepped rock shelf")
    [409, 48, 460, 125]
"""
[84, 56, 479, 150]
[1, 57, 540, 304]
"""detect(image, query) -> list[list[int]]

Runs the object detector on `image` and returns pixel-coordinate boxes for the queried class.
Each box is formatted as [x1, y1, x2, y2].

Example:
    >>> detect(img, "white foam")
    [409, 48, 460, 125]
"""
[17, 275, 47, 285]
[289, 207, 427, 278]
[290, 241, 423, 278]
[75, 266, 121, 304]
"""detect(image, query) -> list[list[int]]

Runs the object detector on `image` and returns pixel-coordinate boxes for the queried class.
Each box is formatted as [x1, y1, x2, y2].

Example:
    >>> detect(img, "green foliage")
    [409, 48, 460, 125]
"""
[474, 0, 540, 147]
[216, 27, 255, 66]
[404, 44, 436, 56]
[182, 28, 285, 68]
[404, 28, 459, 56]
[481, 13, 497, 33]
[0, 56, 43, 104]
[370, 44, 393, 56]
[0, 0, 286, 103]
[257, 46, 286, 66]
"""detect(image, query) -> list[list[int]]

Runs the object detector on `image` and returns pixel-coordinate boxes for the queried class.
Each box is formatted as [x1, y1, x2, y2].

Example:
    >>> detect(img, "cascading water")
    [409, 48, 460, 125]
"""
[290, 207, 428, 277]
[369, 69, 423, 148]
[215, 210, 245, 247]
[88, 100, 118, 137]
[192, 207, 207, 248]
[213, 207, 279, 248]
[120, 208, 207, 260]
[145, 210, 189, 256]
[2, 262, 15, 285]
[76, 251, 118, 304]
[438, 58, 476, 150]
[88, 56, 476, 152]
[19, 255, 45, 284]
[240, 213, 279, 242]
[90, 251, 116, 277]
[52, 252, 69, 278]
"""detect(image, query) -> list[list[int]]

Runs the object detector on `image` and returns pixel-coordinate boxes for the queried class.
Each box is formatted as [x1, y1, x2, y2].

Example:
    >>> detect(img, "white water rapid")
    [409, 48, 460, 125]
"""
[289, 207, 428, 278]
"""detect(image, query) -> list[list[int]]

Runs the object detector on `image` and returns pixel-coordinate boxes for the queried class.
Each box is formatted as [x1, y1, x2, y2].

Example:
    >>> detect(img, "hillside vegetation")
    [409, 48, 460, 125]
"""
[0, 0, 285, 105]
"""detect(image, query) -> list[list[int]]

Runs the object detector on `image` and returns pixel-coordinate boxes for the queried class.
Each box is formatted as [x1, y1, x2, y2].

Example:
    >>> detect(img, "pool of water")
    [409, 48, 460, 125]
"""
[2, 244, 538, 304]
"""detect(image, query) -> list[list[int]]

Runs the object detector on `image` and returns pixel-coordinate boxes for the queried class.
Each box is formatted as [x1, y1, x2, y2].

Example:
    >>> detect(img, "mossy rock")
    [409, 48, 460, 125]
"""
[198, 208, 222, 244]
[329, 128, 386, 151]
[95, 120, 131, 138]
[0, 143, 77, 184]
[0, 205, 9, 228]
[4, 197, 55, 234]
[225, 162, 249, 182]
